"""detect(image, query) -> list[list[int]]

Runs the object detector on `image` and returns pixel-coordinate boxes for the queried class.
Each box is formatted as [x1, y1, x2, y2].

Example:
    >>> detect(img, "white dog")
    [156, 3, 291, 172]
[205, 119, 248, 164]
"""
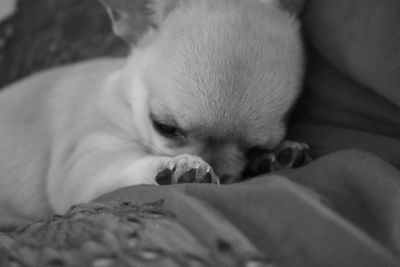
[0, 0, 304, 227]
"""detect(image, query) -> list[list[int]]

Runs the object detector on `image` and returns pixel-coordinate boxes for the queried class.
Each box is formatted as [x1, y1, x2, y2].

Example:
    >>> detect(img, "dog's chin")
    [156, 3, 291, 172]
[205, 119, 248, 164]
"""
[215, 166, 245, 184]
[219, 175, 241, 184]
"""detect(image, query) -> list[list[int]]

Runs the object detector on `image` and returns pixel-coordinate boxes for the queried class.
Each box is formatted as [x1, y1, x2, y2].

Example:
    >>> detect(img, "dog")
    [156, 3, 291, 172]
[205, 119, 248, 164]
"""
[0, 0, 304, 227]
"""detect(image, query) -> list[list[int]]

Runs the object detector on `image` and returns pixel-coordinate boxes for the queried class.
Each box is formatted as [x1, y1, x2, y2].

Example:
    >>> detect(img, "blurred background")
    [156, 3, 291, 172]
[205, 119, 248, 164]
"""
[0, 0, 128, 88]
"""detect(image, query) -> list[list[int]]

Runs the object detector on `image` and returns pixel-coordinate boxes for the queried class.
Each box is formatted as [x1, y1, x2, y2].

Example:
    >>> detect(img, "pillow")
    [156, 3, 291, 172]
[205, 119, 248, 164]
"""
[288, 0, 400, 169]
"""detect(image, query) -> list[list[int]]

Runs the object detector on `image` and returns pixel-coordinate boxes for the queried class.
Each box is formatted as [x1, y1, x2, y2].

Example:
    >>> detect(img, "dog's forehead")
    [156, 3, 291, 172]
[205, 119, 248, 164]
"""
[152, 2, 301, 101]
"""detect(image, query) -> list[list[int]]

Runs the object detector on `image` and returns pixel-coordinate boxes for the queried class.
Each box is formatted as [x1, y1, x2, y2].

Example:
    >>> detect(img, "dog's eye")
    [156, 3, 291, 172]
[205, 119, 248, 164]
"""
[152, 118, 185, 139]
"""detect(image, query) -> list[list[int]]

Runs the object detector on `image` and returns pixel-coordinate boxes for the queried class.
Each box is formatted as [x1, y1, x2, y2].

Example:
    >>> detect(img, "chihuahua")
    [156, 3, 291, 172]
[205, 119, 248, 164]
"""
[0, 0, 304, 227]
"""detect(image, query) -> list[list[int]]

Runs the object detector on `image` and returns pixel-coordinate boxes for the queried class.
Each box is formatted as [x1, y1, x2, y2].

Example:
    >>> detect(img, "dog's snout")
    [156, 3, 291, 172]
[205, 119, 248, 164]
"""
[198, 141, 246, 184]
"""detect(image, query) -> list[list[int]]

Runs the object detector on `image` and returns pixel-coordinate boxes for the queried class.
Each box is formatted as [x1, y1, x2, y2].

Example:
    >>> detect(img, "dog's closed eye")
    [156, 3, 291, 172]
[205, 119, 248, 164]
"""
[150, 114, 186, 140]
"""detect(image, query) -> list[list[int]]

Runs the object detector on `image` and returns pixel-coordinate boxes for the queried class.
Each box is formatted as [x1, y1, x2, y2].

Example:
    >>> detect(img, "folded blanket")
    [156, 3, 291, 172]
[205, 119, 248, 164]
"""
[1, 151, 398, 266]
[96, 150, 400, 266]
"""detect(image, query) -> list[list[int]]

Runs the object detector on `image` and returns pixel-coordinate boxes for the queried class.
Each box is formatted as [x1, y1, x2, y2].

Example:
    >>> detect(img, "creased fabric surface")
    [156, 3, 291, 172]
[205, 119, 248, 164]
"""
[97, 150, 400, 266]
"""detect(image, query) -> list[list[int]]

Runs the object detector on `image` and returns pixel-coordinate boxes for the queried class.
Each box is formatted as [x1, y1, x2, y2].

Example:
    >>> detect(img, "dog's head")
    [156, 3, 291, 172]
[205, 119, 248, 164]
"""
[100, 0, 304, 182]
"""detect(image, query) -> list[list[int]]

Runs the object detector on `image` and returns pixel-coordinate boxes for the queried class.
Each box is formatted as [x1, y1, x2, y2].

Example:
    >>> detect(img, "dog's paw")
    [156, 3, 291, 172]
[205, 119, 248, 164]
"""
[155, 154, 220, 185]
[274, 141, 311, 169]
[245, 141, 311, 177]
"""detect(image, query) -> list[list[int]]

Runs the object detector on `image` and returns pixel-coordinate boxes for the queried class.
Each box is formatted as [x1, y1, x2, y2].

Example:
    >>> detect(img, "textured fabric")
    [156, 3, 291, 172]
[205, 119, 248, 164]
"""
[0, 201, 266, 266]
[97, 151, 400, 266]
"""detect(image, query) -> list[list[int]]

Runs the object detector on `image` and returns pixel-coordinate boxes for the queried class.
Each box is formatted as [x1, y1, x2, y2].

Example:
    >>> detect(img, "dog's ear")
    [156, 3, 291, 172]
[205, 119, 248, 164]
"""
[278, 0, 306, 15]
[98, 0, 179, 43]
[259, 0, 306, 15]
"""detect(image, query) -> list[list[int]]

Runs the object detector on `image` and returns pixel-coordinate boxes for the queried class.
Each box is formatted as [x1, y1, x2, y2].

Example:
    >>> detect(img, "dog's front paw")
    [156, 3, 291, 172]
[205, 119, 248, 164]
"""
[155, 155, 219, 185]
[245, 140, 312, 177]
[274, 141, 311, 169]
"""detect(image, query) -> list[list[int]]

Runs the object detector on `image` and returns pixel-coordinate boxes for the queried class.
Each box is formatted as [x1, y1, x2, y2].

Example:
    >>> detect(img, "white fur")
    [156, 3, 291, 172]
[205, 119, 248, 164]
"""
[0, 0, 303, 227]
